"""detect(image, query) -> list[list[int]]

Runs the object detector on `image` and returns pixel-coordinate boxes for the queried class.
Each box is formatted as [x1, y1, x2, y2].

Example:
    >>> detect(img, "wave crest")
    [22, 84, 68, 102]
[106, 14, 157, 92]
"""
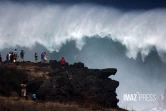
[0, 3, 166, 60]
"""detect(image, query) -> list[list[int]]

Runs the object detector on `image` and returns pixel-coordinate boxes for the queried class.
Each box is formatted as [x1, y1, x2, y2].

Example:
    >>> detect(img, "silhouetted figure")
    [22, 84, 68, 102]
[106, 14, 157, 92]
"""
[6, 54, 9, 62]
[20, 50, 25, 62]
[10, 52, 14, 63]
[34, 52, 38, 63]
[41, 52, 44, 62]
[60, 57, 66, 69]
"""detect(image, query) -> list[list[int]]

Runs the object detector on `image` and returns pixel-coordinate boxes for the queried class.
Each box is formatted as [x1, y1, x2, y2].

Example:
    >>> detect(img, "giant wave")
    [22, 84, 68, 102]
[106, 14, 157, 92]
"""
[0, 2, 166, 60]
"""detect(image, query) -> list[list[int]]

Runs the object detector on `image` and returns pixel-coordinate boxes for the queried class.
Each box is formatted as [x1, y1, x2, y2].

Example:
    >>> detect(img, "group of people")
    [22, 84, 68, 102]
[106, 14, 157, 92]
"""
[0, 49, 50, 63]
[34, 52, 48, 63]
[0, 49, 25, 63]
[6, 49, 20, 63]
[0, 49, 67, 69]
[0, 49, 68, 101]
[34, 52, 66, 68]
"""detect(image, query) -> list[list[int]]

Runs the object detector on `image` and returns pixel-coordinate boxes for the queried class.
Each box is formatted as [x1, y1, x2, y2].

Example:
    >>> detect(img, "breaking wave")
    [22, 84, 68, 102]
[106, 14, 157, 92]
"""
[0, 2, 166, 60]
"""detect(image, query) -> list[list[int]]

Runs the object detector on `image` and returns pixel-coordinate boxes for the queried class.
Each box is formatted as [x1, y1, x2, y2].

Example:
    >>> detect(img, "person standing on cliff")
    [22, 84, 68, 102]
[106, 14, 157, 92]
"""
[13, 53, 17, 62]
[6, 54, 9, 63]
[8, 52, 11, 62]
[13, 49, 16, 62]
[41, 52, 44, 63]
[44, 52, 48, 63]
[10, 52, 14, 63]
[34, 52, 38, 63]
[14, 49, 17, 55]
[60, 57, 66, 69]
[20, 50, 25, 62]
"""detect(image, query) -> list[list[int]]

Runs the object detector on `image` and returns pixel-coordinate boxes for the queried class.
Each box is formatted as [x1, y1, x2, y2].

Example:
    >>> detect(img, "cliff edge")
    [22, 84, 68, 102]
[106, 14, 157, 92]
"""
[0, 61, 120, 109]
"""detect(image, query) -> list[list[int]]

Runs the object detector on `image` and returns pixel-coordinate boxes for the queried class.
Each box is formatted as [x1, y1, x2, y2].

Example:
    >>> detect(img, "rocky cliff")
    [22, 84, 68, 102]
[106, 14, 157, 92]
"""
[0, 61, 119, 108]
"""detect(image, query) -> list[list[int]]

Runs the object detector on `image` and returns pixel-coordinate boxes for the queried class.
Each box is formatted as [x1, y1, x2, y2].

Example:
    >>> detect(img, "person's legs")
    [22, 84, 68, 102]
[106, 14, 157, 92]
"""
[23, 89, 26, 97]
[61, 64, 65, 69]
[35, 57, 37, 63]
[14, 58, 16, 63]
[24, 91, 26, 97]
[21, 89, 24, 96]
[44, 58, 46, 63]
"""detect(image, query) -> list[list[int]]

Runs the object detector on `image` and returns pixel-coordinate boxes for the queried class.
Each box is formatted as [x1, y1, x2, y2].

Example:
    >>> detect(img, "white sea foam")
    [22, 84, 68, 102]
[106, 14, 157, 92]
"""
[0, 2, 166, 60]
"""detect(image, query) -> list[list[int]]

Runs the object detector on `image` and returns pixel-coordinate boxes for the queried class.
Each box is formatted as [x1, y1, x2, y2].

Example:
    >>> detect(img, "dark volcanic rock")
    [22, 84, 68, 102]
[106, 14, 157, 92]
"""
[100, 68, 117, 78]
[0, 61, 119, 108]
[27, 79, 43, 92]
[35, 62, 119, 108]
[70, 62, 84, 68]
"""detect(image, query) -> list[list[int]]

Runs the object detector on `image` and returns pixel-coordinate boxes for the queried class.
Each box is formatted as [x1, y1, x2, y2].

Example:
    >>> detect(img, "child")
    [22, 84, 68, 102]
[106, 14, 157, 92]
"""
[32, 93, 36, 101]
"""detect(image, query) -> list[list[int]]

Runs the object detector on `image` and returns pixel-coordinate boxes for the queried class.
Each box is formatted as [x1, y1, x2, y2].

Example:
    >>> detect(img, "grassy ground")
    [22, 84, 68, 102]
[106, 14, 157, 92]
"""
[0, 97, 127, 111]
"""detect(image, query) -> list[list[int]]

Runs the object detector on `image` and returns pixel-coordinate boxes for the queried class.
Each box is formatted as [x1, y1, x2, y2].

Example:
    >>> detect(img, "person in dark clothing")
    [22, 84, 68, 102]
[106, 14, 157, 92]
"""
[20, 50, 25, 62]
[41, 52, 44, 62]
[10, 52, 14, 63]
[60, 57, 66, 69]
[34, 52, 38, 63]
[6, 54, 9, 62]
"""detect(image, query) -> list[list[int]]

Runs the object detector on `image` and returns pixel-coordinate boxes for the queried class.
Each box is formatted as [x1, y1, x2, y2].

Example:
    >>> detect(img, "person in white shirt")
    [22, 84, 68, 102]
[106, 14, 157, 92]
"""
[44, 52, 48, 63]
[8, 52, 11, 61]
